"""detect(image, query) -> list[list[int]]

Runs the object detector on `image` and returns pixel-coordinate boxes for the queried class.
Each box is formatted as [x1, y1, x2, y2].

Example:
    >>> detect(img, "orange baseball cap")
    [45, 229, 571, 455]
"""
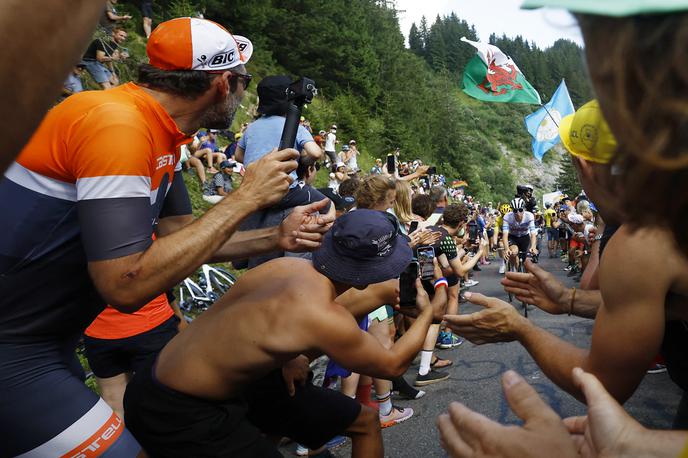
[147, 17, 253, 71]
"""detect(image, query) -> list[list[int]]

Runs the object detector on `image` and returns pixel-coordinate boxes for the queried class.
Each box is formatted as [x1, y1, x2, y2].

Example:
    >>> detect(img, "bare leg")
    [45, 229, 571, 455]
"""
[143, 17, 152, 38]
[188, 156, 206, 184]
[94, 372, 131, 420]
[341, 372, 361, 398]
[346, 405, 383, 458]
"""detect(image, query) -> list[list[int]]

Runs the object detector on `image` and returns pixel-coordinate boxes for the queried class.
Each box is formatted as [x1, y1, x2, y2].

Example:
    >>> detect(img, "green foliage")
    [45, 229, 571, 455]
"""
[555, 155, 582, 197]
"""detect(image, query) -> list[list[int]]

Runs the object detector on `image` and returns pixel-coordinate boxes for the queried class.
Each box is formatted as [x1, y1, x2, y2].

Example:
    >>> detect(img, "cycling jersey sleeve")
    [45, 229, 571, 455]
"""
[159, 171, 192, 219]
[502, 215, 510, 233]
[439, 235, 458, 260]
[71, 106, 156, 261]
[528, 218, 537, 234]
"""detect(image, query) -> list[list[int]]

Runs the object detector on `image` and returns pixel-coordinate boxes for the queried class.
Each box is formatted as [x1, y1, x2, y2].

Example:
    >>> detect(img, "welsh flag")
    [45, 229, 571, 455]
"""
[460, 37, 541, 104]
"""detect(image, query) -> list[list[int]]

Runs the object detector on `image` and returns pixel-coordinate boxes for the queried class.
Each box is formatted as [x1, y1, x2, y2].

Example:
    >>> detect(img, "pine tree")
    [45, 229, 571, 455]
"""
[555, 155, 582, 197]
[408, 23, 424, 56]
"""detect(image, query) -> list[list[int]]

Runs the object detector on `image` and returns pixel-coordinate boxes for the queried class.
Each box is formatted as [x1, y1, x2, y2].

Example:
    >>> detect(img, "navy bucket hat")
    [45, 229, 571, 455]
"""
[312, 209, 412, 286]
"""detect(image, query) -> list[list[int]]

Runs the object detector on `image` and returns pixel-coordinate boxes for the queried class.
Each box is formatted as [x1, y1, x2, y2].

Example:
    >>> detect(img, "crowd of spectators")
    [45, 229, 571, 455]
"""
[4, 3, 688, 458]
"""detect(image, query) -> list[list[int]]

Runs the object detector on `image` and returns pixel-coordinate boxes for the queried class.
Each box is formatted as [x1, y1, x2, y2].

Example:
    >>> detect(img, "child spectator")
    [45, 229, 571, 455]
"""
[60, 65, 86, 101]
[202, 161, 234, 205]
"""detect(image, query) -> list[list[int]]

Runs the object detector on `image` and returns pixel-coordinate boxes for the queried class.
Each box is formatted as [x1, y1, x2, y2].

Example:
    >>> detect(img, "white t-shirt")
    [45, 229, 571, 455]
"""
[325, 132, 336, 151]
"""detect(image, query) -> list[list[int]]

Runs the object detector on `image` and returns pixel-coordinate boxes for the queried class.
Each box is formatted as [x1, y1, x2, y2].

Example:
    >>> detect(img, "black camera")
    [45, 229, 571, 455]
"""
[279, 77, 317, 151]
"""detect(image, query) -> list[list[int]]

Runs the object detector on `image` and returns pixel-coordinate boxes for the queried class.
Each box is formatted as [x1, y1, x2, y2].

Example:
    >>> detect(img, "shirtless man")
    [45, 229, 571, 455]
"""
[124, 209, 447, 457]
[443, 100, 688, 412]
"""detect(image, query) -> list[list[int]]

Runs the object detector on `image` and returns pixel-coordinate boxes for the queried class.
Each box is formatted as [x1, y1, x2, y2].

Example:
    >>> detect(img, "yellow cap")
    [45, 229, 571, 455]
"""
[234, 132, 243, 140]
[559, 100, 617, 164]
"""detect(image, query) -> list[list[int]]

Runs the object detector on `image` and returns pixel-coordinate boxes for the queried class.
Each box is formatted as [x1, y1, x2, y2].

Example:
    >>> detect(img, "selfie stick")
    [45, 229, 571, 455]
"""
[279, 77, 317, 150]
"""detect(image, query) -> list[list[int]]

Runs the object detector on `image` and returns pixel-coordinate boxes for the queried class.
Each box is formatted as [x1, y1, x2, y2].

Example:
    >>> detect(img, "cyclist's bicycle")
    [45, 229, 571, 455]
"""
[505, 251, 538, 317]
[178, 264, 237, 321]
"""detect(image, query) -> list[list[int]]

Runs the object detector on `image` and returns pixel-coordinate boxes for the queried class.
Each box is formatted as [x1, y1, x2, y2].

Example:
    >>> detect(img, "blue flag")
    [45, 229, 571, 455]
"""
[524, 80, 575, 161]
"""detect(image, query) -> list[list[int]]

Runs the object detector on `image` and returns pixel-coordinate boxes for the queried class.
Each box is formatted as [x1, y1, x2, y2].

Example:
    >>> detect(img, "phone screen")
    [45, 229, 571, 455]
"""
[409, 221, 419, 233]
[399, 262, 418, 307]
[386, 154, 396, 174]
[417, 245, 435, 280]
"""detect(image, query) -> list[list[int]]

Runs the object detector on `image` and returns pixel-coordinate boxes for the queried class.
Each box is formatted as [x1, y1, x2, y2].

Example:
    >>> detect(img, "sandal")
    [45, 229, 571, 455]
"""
[431, 356, 453, 369]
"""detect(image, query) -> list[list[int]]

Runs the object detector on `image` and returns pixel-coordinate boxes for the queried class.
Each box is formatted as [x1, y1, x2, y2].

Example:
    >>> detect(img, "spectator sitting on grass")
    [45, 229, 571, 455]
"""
[193, 130, 227, 173]
[202, 160, 235, 205]
[60, 65, 86, 101]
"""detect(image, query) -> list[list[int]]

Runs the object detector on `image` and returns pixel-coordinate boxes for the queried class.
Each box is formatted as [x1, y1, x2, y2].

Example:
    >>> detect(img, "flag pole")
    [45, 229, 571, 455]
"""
[540, 102, 559, 127]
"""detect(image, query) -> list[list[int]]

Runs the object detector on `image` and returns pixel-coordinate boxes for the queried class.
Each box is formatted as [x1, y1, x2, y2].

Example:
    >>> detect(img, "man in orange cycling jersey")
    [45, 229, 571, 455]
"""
[0, 18, 332, 457]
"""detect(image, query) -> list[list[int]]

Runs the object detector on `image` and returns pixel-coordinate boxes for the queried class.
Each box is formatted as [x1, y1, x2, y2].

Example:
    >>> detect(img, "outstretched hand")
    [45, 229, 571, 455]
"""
[502, 259, 566, 315]
[437, 370, 578, 458]
[278, 198, 334, 252]
[442, 292, 525, 344]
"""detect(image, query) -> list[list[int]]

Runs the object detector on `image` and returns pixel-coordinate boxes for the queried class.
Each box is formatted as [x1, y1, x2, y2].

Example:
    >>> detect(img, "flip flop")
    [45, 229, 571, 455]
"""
[431, 356, 453, 369]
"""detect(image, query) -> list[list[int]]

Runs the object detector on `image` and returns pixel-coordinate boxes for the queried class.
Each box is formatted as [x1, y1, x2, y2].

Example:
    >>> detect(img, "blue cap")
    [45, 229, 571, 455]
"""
[312, 209, 412, 286]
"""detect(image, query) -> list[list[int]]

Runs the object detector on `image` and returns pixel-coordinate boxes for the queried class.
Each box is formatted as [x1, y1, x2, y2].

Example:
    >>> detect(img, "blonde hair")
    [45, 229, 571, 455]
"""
[355, 175, 396, 209]
[393, 180, 415, 224]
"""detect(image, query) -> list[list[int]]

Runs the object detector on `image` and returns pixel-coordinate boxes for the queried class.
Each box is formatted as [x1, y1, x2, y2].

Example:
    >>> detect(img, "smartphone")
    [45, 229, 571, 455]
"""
[409, 221, 419, 233]
[427, 166, 437, 175]
[386, 154, 396, 174]
[417, 245, 435, 280]
[399, 261, 419, 307]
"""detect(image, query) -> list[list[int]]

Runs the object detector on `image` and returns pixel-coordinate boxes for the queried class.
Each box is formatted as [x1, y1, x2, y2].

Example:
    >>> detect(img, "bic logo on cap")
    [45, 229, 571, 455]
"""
[208, 50, 237, 68]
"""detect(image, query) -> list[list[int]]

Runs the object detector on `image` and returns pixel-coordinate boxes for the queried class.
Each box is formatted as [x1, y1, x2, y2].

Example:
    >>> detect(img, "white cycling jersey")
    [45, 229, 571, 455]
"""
[502, 211, 537, 237]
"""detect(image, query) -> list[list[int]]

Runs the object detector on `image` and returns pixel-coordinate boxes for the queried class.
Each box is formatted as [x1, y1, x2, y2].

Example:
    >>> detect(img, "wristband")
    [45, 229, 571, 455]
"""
[434, 277, 448, 289]
[568, 287, 576, 316]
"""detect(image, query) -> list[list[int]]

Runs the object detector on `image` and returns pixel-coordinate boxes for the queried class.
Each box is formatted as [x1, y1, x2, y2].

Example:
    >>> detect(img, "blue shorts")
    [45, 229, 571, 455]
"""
[82, 59, 112, 84]
[546, 227, 559, 241]
[140, 0, 153, 17]
[0, 337, 141, 457]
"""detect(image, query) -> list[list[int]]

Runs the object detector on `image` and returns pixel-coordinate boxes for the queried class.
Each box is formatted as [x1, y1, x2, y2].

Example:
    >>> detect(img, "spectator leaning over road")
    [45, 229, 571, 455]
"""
[0, 18, 334, 457]
[202, 160, 235, 205]
[82, 26, 129, 89]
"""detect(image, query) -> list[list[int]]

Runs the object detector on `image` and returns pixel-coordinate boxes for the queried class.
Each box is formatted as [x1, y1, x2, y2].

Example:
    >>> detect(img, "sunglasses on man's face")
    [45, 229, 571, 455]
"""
[516, 208, 525, 213]
[206, 70, 253, 90]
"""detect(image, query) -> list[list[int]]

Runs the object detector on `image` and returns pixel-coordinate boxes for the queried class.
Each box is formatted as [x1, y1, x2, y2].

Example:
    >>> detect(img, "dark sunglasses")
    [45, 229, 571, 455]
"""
[206, 70, 253, 90]
[516, 208, 525, 213]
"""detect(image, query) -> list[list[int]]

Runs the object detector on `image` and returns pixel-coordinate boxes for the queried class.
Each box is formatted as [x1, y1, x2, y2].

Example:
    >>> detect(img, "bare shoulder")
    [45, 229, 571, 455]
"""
[600, 225, 677, 306]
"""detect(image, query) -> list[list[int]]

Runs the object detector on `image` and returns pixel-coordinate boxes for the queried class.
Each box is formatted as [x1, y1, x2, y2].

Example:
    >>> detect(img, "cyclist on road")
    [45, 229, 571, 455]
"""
[501, 197, 539, 270]
[0, 18, 332, 457]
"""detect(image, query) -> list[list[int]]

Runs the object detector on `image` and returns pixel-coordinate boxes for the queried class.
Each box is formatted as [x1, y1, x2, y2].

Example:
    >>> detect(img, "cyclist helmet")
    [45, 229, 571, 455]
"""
[510, 197, 526, 211]
[499, 203, 512, 215]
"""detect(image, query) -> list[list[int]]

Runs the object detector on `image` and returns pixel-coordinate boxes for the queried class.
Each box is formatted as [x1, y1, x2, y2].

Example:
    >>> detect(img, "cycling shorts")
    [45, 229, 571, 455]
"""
[84, 315, 179, 379]
[508, 234, 531, 254]
[0, 337, 141, 457]
[546, 228, 559, 241]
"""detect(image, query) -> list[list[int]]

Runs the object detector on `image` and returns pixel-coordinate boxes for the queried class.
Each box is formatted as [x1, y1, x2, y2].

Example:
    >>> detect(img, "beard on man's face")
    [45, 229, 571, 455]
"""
[201, 91, 242, 130]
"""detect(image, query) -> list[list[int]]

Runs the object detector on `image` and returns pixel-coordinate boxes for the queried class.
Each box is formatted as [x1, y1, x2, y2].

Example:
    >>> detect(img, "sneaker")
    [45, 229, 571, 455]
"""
[438, 332, 463, 349]
[473, 264, 482, 272]
[564, 265, 572, 271]
[436, 331, 449, 348]
[379, 406, 414, 428]
[414, 369, 450, 386]
[450, 334, 464, 347]
[498, 264, 506, 274]
[392, 376, 426, 400]
[464, 279, 479, 288]
[325, 436, 347, 450]
[647, 363, 667, 374]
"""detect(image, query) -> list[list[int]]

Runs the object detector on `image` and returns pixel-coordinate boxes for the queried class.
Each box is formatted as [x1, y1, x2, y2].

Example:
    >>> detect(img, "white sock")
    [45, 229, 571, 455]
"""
[419, 350, 433, 376]
[500, 259, 506, 267]
[377, 391, 392, 416]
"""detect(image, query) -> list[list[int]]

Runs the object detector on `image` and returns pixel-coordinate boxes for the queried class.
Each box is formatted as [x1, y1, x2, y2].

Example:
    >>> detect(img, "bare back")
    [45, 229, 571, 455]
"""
[156, 258, 336, 399]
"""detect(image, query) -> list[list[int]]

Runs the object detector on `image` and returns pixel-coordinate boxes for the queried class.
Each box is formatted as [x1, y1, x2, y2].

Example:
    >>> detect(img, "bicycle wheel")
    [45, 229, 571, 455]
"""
[506, 257, 516, 303]
[518, 260, 529, 317]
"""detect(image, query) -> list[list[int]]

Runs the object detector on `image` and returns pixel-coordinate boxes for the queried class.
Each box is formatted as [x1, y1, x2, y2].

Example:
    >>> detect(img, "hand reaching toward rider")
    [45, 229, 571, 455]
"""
[409, 229, 442, 248]
[443, 292, 526, 344]
[437, 370, 578, 458]
[278, 198, 334, 252]
[501, 259, 567, 315]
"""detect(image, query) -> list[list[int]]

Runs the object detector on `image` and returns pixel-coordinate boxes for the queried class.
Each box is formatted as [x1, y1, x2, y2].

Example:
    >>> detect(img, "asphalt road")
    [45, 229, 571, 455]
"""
[283, 254, 683, 457]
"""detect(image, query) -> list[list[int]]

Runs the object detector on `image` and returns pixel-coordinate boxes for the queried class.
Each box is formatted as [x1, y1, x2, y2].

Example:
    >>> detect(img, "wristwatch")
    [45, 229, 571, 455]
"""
[593, 233, 603, 241]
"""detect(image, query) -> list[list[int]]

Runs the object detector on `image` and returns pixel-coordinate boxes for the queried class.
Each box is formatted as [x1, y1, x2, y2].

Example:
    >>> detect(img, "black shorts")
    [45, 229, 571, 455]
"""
[508, 234, 531, 254]
[140, 1, 153, 18]
[124, 363, 281, 458]
[83, 315, 179, 378]
[245, 369, 362, 450]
